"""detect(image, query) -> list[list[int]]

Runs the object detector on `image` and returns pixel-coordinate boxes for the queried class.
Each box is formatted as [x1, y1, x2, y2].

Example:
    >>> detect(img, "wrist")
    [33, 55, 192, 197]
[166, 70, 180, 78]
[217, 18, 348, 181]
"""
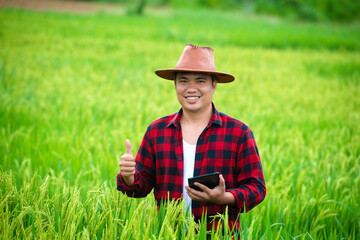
[122, 175, 134, 186]
[221, 192, 236, 206]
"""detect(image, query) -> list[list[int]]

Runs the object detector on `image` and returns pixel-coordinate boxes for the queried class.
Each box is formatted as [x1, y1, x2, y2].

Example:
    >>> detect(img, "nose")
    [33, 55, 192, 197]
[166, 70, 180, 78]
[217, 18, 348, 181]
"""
[186, 81, 198, 92]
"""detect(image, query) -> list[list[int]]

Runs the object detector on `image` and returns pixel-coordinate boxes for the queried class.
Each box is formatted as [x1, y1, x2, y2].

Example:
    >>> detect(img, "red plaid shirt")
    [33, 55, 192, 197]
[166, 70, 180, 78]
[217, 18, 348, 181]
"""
[117, 103, 266, 230]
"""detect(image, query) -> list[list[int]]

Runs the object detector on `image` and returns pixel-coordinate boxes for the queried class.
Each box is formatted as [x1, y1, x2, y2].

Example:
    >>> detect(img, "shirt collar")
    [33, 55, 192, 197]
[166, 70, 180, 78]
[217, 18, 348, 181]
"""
[167, 102, 222, 128]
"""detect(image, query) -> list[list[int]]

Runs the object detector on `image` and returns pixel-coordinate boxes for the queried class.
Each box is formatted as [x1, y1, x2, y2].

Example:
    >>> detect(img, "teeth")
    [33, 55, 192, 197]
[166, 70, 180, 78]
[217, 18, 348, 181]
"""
[186, 97, 199, 100]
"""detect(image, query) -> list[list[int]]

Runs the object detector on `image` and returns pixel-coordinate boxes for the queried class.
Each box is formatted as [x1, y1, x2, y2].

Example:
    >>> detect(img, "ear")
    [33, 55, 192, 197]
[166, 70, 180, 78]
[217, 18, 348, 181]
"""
[212, 80, 217, 90]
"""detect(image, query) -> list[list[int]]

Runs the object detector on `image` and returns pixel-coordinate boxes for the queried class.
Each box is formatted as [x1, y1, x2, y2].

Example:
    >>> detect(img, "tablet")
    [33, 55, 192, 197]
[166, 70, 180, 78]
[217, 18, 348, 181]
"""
[188, 172, 220, 191]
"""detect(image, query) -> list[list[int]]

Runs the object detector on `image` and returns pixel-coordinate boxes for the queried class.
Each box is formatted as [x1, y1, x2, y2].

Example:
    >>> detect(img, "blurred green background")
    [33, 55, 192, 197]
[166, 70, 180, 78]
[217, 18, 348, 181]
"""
[83, 0, 360, 22]
[0, 0, 359, 239]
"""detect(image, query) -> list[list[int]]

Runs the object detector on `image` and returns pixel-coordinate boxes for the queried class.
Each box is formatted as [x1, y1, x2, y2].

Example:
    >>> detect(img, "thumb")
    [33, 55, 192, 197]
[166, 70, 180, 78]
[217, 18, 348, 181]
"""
[219, 174, 226, 188]
[125, 139, 133, 155]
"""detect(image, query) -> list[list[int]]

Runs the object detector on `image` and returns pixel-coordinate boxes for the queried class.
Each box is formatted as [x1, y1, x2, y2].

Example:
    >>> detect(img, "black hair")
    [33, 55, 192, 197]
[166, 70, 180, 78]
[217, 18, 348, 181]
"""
[173, 72, 217, 84]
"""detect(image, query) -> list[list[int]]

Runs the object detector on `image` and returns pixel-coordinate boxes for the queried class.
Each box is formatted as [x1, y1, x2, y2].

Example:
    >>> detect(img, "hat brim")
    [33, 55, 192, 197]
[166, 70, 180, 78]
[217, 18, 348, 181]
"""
[155, 68, 235, 83]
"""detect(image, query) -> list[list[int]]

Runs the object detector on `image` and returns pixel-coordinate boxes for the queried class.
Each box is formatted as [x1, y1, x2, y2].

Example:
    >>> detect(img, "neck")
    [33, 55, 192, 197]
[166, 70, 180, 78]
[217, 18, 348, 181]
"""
[180, 104, 213, 126]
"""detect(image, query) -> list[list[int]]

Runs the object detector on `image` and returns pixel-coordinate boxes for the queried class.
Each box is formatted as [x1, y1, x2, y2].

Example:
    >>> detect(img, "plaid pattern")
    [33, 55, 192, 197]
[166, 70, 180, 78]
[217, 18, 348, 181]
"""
[117, 103, 266, 230]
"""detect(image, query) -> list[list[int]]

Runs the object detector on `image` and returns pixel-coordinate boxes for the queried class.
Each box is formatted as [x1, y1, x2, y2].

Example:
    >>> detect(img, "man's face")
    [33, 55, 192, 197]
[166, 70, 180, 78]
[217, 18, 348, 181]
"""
[175, 72, 217, 114]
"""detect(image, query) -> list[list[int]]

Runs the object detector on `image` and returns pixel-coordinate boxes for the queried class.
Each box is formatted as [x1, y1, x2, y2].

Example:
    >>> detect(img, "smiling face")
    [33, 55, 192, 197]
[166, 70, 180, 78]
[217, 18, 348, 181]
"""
[174, 72, 217, 115]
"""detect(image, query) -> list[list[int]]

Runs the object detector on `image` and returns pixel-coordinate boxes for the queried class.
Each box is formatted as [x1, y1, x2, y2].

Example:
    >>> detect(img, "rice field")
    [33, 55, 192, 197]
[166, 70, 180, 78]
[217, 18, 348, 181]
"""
[0, 8, 359, 239]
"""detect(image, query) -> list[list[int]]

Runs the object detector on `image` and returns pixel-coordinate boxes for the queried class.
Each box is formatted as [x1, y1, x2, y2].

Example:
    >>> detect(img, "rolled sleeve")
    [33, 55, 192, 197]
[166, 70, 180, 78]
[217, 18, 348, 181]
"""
[229, 129, 266, 212]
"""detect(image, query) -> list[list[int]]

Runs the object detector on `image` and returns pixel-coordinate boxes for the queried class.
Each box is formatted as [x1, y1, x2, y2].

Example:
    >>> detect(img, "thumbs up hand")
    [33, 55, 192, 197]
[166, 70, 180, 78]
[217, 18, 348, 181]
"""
[119, 139, 135, 186]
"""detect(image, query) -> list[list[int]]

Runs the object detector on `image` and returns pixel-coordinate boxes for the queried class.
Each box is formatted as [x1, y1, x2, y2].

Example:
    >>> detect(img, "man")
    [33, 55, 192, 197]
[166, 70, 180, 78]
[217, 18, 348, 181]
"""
[117, 44, 266, 231]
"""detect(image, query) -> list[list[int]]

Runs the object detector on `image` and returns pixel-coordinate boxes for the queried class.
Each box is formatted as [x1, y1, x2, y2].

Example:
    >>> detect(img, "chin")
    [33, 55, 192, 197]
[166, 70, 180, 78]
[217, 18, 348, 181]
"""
[184, 105, 202, 112]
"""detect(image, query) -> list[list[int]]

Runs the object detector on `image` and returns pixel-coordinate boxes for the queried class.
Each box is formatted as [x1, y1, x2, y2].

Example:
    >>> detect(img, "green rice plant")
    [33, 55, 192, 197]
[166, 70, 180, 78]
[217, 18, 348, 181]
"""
[0, 170, 243, 239]
[0, 7, 359, 239]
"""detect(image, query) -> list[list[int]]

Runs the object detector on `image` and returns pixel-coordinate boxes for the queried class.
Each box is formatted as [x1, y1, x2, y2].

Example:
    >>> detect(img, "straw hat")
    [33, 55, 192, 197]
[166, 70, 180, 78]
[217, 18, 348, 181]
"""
[155, 44, 235, 83]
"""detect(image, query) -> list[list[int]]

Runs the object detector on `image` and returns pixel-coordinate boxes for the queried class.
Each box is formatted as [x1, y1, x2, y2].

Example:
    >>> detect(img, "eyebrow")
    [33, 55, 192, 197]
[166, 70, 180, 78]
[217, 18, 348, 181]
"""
[178, 76, 206, 80]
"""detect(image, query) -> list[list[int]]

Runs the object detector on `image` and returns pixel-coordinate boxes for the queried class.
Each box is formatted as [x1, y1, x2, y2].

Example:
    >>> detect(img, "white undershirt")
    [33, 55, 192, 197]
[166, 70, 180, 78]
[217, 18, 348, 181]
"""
[182, 140, 196, 212]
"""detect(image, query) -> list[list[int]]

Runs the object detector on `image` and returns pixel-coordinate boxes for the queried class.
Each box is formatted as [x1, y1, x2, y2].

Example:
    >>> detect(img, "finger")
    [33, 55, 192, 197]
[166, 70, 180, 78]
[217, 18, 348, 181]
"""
[185, 185, 195, 193]
[119, 162, 135, 171]
[119, 161, 136, 169]
[186, 186, 205, 201]
[185, 186, 197, 199]
[125, 139, 133, 155]
[120, 168, 135, 175]
[120, 167, 135, 172]
[119, 159, 136, 172]
[194, 182, 211, 194]
[186, 191, 196, 200]
[120, 155, 136, 164]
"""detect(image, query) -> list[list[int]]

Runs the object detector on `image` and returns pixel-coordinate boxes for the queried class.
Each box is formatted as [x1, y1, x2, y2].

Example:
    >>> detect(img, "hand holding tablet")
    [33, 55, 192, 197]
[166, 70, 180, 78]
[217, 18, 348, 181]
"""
[188, 172, 220, 191]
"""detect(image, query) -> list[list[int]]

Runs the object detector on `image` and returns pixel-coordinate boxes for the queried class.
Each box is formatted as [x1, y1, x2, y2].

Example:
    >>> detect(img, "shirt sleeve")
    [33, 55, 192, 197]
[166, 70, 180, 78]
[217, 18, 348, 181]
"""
[227, 129, 266, 212]
[116, 127, 156, 198]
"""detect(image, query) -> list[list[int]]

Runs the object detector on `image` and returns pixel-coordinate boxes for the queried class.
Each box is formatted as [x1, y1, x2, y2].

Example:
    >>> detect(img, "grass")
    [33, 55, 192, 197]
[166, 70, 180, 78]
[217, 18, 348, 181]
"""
[1, 7, 360, 239]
